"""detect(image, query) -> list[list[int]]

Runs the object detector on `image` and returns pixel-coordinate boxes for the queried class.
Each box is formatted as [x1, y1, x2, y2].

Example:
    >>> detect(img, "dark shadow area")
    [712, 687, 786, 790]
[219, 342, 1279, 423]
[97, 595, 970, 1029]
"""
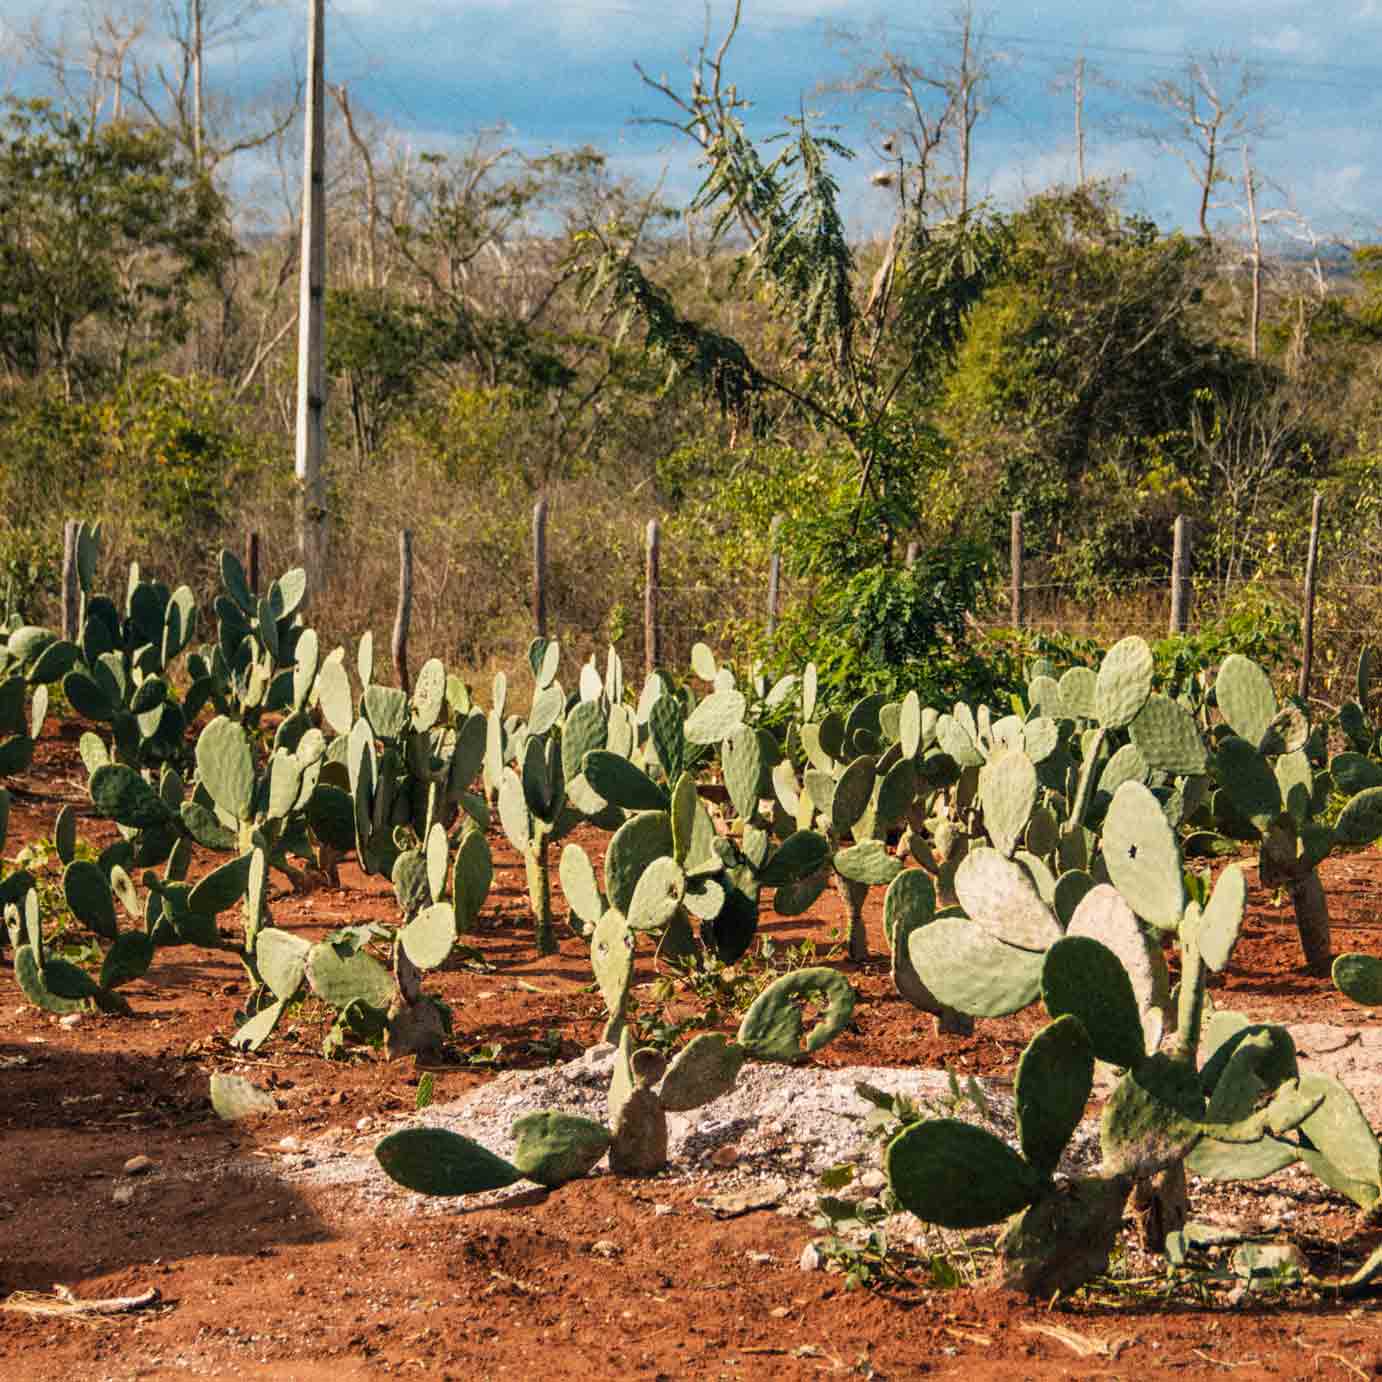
[0, 1038, 333, 1292]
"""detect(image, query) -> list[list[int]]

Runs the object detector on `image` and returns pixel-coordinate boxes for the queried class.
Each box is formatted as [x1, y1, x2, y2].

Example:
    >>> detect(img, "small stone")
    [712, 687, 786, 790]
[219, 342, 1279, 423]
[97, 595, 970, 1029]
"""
[123, 1155, 155, 1176]
[112, 1184, 135, 1206]
[355, 1116, 373, 1132]
[652, 1203, 675, 1217]
[58, 1013, 83, 1030]
[799, 1243, 823, 1272]
[278, 1136, 302, 1152]
[858, 1169, 886, 1193]
[710, 1144, 740, 1168]
[747, 1251, 774, 1265]
[0, 1200, 15, 1218]
[770, 1306, 791, 1319]
[590, 1240, 621, 1258]
[329, 1091, 348, 1106]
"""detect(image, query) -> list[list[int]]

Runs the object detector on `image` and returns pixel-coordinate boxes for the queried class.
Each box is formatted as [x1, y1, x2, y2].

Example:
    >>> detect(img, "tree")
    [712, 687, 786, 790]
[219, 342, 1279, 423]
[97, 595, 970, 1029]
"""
[1138, 53, 1270, 240]
[577, 1, 1007, 697]
[0, 99, 234, 398]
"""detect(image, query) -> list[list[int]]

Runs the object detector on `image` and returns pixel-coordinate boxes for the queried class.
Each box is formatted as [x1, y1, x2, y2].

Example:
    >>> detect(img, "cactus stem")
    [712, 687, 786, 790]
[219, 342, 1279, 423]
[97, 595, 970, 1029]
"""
[1069, 727, 1107, 829]
[527, 836, 557, 956]
[836, 875, 869, 963]
[1290, 869, 1332, 976]
[1172, 932, 1205, 1065]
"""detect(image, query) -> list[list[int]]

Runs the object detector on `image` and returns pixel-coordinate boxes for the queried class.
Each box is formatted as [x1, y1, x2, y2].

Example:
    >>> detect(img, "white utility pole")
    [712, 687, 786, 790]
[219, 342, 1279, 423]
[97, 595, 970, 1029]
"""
[295, 0, 328, 589]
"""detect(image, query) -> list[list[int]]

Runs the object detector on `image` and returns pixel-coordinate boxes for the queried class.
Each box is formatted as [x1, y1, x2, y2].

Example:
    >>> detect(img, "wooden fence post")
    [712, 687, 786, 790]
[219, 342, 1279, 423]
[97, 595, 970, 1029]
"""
[1010, 510, 1024, 628]
[767, 513, 783, 636]
[61, 520, 79, 641]
[1299, 492, 1324, 702]
[1169, 515, 1192, 635]
[245, 531, 260, 598]
[905, 541, 919, 568]
[644, 518, 660, 679]
[532, 498, 548, 639]
[393, 529, 413, 693]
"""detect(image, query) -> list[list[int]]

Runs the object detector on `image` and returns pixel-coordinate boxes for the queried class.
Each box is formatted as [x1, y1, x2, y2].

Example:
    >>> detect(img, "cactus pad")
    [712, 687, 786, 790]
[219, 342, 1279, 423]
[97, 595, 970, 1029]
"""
[736, 967, 855, 1063]
[657, 1033, 746, 1111]
[1100, 780, 1185, 930]
[1042, 935, 1145, 1070]
[1015, 1015, 1095, 1179]
[954, 846, 1061, 951]
[511, 1111, 611, 1186]
[375, 1127, 523, 1196]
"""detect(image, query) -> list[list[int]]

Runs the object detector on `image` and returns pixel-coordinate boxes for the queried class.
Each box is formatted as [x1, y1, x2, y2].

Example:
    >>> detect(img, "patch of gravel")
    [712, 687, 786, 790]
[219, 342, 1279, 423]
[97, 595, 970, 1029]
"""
[266, 1018, 1382, 1251]
[283, 1043, 1101, 1229]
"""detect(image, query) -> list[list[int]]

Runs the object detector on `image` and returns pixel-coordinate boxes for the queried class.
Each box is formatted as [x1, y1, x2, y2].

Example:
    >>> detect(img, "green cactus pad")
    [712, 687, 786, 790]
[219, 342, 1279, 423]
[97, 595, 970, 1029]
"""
[1099, 1053, 1206, 1177]
[605, 811, 674, 915]
[375, 1127, 523, 1196]
[1193, 863, 1246, 973]
[1052, 869, 1095, 927]
[63, 860, 118, 939]
[362, 685, 410, 741]
[559, 843, 604, 932]
[774, 872, 829, 917]
[316, 657, 354, 736]
[510, 1112, 611, 1187]
[978, 750, 1038, 858]
[609, 1084, 669, 1176]
[882, 866, 935, 945]
[592, 908, 635, 1028]
[758, 831, 830, 889]
[1334, 952, 1382, 1006]
[626, 856, 686, 931]
[908, 918, 1043, 1016]
[400, 902, 457, 970]
[886, 1119, 1046, 1229]
[99, 930, 154, 990]
[833, 839, 902, 887]
[683, 689, 746, 746]
[496, 767, 531, 854]
[1099, 780, 1185, 930]
[90, 764, 174, 830]
[391, 850, 431, 919]
[306, 938, 396, 1011]
[1334, 786, 1382, 846]
[736, 967, 855, 1063]
[827, 755, 874, 837]
[1274, 750, 1314, 824]
[14, 945, 86, 1014]
[657, 1034, 747, 1111]
[582, 750, 667, 812]
[1066, 883, 1163, 1023]
[1093, 637, 1153, 729]
[1128, 694, 1207, 775]
[450, 827, 491, 935]
[1216, 654, 1277, 746]
[229, 998, 286, 1053]
[1015, 1015, 1095, 1178]
[210, 1071, 277, 1120]
[1054, 665, 1094, 720]
[193, 717, 253, 823]
[954, 846, 1061, 952]
[186, 852, 253, 918]
[935, 713, 983, 768]
[1331, 752, 1382, 796]
[1293, 1073, 1382, 1211]
[1042, 935, 1145, 1070]
[255, 928, 311, 1002]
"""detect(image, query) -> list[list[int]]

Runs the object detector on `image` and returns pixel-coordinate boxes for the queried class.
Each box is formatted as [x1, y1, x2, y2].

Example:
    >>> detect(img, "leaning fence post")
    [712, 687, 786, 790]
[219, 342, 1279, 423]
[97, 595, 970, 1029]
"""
[644, 518, 661, 679]
[61, 520, 79, 640]
[1299, 492, 1324, 703]
[767, 513, 783, 637]
[1010, 510, 1025, 628]
[1169, 515, 1192, 635]
[392, 529, 413, 693]
[532, 498, 548, 639]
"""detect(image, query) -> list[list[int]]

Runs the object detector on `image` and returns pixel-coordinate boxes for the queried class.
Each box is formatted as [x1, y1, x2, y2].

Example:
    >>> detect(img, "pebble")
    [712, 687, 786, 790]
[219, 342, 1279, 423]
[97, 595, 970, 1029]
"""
[710, 1144, 740, 1168]
[652, 1203, 675, 1217]
[123, 1155, 156, 1176]
[769, 1306, 792, 1319]
[798, 1243, 823, 1272]
[58, 1014, 83, 1030]
[112, 1184, 135, 1206]
[279, 1136, 303, 1153]
[589, 1240, 621, 1258]
[746, 1251, 774, 1265]
[355, 1117, 373, 1132]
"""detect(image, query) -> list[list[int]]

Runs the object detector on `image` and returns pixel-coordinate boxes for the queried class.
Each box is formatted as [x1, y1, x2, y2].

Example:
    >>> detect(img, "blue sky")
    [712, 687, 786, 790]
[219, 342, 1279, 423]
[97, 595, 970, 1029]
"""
[4, 0, 1382, 240]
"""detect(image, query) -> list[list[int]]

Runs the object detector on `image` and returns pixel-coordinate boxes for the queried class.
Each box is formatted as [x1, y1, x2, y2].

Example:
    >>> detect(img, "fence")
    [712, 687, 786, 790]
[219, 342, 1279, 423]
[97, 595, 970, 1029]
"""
[55, 497, 1382, 708]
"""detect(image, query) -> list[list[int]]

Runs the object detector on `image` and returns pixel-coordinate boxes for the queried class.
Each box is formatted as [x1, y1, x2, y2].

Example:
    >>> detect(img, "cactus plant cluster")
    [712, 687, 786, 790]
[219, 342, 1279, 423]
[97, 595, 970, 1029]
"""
[886, 766, 1382, 1293]
[373, 963, 856, 1194]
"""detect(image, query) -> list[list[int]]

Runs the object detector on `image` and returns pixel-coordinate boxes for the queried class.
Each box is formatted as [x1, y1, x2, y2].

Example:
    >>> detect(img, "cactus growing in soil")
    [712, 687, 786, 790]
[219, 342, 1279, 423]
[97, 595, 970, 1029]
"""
[889, 767, 1382, 1293]
[372, 964, 856, 1195]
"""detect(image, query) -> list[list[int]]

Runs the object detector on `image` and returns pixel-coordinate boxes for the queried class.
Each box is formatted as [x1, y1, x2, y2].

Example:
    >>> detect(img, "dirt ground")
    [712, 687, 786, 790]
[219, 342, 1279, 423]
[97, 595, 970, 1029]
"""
[3, 723, 1382, 1380]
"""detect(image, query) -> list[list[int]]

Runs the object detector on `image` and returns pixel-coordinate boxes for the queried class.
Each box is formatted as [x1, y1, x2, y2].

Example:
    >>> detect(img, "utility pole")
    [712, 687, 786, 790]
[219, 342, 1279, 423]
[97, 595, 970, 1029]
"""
[295, 0, 328, 591]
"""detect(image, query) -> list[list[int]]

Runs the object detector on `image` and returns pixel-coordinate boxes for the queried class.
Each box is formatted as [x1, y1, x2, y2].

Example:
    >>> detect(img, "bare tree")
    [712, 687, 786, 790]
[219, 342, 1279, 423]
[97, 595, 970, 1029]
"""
[1138, 52, 1271, 240]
